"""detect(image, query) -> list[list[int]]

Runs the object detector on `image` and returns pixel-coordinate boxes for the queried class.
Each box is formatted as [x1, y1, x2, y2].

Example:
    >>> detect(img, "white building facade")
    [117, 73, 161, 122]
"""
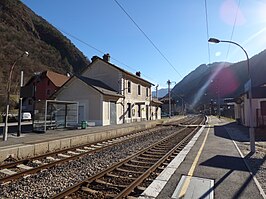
[234, 85, 266, 128]
[54, 54, 161, 126]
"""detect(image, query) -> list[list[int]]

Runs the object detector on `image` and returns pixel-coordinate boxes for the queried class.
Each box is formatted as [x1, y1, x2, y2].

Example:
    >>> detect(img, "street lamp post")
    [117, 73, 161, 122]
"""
[3, 51, 29, 141]
[167, 80, 171, 117]
[208, 38, 255, 153]
[17, 70, 24, 137]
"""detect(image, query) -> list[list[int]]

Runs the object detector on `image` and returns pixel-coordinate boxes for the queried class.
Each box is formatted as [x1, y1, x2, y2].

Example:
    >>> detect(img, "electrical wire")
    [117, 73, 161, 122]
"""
[204, 0, 211, 64]
[57, 27, 156, 82]
[113, 0, 183, 78]
[59, 28, 105, 55]
[225, 0, 241, 59]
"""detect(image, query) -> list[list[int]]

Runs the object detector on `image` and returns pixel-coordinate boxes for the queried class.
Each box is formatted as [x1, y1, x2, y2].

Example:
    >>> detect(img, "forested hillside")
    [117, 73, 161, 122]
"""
[0, 0, 90, 111]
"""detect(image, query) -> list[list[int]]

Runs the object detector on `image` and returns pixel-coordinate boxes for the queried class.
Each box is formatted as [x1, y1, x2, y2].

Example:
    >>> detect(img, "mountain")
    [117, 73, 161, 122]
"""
[152, 88, 168, 98]
[0, 0, 90, 111]
[171, 49, 266, 110]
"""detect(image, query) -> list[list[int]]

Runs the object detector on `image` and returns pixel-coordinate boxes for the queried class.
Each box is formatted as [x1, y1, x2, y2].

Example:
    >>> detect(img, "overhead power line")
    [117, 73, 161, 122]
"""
[57, 27, 156, 82]
[59, 28, 105, 55]
[204, 0, 211, 64]
[113, 0, 183, 78]
[226, 0, 241, 59]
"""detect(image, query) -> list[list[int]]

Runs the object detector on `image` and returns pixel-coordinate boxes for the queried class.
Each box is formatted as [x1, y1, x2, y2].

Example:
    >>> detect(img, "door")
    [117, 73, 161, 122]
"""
[110, 102, 117, 125]
[78, 105, 85, 123]
[146, 105, 149, 120]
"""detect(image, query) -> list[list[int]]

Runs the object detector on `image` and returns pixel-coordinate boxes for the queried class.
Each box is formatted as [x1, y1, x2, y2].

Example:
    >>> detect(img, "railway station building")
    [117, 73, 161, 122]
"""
[52, 54, 162, 126]
[234, 82, 266, 128]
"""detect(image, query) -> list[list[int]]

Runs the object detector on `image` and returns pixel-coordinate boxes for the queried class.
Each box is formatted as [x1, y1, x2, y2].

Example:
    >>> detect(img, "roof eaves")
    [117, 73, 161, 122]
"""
[50, 75, 76, 99]
[90, 57, 155, 86]
[77, 76, 123, 98]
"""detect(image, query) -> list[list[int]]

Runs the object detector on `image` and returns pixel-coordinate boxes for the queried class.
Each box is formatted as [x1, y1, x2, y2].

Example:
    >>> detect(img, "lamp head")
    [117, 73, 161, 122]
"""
[208, 38, 220, 43]
[24, 51, 29, 56]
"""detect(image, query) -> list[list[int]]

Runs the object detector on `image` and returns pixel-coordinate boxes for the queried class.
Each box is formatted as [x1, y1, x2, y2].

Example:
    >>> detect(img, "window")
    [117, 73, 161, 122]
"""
[261, 101, 266, 116]
[138, 85, 141, 95]
[138, 104, 141, 117]
[47, 90, 50, 96]
[127, 103, 131, 118]
[146, 87, 149, 97]
[128, 81, 131, 93]
[28, 99, 32, 105]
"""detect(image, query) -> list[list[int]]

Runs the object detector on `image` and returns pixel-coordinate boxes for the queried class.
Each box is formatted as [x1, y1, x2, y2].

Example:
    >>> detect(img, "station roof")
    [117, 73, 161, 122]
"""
[77, 76, 123, 97]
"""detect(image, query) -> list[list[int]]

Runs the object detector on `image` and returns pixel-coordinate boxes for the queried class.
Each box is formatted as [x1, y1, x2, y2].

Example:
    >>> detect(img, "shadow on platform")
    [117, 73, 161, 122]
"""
[199, 154, 265, 199]
[214, 121, 266, 142]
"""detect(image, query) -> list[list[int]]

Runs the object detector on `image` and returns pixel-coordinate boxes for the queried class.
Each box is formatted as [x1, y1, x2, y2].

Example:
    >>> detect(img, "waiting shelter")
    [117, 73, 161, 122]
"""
[33, 100, 78, 132]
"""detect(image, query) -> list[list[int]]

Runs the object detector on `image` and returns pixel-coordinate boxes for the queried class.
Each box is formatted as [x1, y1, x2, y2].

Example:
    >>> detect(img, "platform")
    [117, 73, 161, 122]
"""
[0, 116, 183, 162]
[140, 116, 266, 199]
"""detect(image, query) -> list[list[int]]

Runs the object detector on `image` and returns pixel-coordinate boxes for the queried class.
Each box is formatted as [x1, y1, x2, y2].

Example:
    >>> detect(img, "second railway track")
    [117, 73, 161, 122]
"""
[0, 115, 205, 198]
[52, 116, 205, 198]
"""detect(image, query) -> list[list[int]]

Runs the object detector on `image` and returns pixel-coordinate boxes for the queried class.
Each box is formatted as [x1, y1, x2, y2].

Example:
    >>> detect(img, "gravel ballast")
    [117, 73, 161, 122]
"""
[0, 126, 182, 198]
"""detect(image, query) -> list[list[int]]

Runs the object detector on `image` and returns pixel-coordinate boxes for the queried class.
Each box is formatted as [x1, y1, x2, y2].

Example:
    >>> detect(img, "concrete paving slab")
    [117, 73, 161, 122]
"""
[139, 180, 168, 199]
[18, 145, 34, 159]
[0, 147, 18, 162]
[48, 140, 61, 152]
[171, 175, 214, 199]
[34, 142, 48, 155]
[60, 138, 71, 149]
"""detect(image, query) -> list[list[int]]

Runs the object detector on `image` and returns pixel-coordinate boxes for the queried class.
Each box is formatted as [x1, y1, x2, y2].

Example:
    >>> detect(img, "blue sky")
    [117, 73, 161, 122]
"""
[21, 0, 266, 89]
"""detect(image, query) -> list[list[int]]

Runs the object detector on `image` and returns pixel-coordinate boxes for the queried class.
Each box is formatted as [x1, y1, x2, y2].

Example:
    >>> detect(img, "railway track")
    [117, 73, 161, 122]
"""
[0, 116, 205, 198]
[52, 116, 205, 198]
[0, 116, 195, 184]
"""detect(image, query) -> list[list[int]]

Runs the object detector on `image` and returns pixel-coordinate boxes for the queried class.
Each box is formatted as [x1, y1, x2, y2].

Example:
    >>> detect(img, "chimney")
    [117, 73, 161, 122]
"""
[136, 71, 141, 77]
[91, 56, 99, 62]
[103, 53, 110, 62]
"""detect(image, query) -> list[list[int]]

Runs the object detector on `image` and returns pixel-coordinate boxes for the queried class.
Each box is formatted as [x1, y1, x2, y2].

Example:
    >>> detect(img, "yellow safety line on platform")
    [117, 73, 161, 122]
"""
[178, 125, 211, 198]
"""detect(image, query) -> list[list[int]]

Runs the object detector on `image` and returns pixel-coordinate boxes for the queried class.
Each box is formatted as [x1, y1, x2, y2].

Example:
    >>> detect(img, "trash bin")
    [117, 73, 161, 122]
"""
[81, 121, 87, 129]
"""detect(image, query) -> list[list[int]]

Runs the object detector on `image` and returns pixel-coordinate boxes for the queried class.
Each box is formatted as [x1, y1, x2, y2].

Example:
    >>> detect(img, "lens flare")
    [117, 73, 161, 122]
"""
[191, 63, 239, 108]
[215, 52, 221, 57]
[191, 63, 224, 108]
[220, 0, 245, 26]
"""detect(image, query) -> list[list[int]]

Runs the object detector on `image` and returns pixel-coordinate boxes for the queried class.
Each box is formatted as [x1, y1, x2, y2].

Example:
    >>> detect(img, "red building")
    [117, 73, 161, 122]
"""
[21, 71, 70, 114]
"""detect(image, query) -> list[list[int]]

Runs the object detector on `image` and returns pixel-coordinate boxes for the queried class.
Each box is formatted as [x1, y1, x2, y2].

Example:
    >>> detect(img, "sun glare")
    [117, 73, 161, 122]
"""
[257, 3, 266, 23]
[215, 52, 221, 57]
[220, 0, 245, 26]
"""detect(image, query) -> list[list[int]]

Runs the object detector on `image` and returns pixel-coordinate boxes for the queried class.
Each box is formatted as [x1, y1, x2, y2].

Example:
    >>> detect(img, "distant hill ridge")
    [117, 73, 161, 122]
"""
[170, 50, 266, 109]
[1, 0, 266, 114]
[0, 0, 90, 111]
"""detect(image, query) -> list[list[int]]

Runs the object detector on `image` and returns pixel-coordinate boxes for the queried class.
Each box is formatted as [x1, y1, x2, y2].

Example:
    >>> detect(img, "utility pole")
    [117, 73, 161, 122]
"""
[3, 51, 28, 141]
[155, 84, 159, 98]
[17, 70, 24, 137]
[218, 82, 221, 118]
[167, 80, 171, 117]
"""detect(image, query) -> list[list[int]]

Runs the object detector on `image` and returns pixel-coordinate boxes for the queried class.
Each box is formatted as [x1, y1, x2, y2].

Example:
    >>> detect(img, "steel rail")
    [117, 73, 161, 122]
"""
[51, 117, 204, 198]
[115, 126, 201, 198]
[0, 116, 192, 170]
[51, 126, 190, 199]
[0, 128, 144, 169]
[0, 125, 180, 183]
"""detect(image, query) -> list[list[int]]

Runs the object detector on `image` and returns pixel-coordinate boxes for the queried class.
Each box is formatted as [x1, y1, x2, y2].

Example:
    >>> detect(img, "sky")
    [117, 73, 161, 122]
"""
[21, 0, 266, 90]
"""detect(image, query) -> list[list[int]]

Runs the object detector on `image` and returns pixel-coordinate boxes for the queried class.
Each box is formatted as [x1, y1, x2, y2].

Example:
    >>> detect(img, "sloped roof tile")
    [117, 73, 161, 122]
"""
[78, 76, 122, 97]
